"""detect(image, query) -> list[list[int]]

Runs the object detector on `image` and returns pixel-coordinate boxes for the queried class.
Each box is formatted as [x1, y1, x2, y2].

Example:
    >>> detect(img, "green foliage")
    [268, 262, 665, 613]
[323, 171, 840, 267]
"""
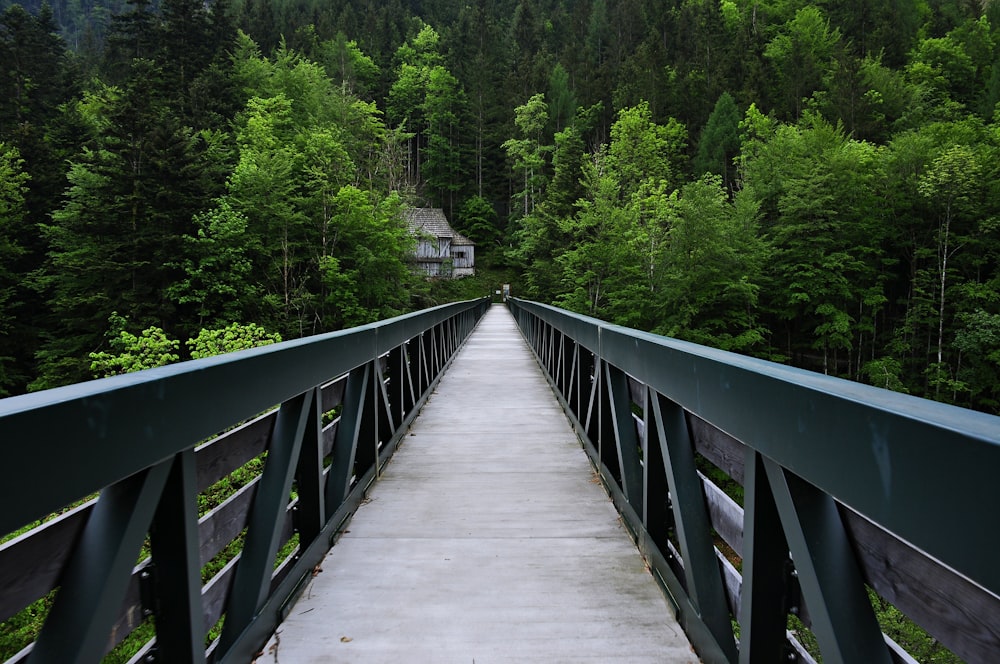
[88, 314, 284, 377]
[606, 101, 688, 197]
[89, 314, 181, 377]
[0, 142, 28, 394]
[187, 323, 282, 359]
[694, 92, 741, 187]
[764, 6, 842, 119]
[503, 93, 551, 217]
[168, 200, 257, 329]
[456, 195, 500, 249]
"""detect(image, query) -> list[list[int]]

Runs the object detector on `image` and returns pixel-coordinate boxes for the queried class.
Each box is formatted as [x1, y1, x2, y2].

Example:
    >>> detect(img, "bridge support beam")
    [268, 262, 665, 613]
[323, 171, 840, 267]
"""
[605, 362, 643, 512]
[293, 390, 325, 550]
[739, 450, 793, 664]
[218, 388, 318, 654]
[29, 460, 172, 664]
[762, 458, 892, 664]
[326, 365, 370, 513]
[651, 393, 738, 662]
[149, 449, 206, 664]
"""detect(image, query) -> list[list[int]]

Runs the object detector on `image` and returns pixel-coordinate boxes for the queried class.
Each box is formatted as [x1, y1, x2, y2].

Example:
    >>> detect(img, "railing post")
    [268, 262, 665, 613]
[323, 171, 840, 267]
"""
[739, 451, 794, 664]
[148, 449, 206, 664]
[565, 341, 579, 419]
[293, 389, 325, 549]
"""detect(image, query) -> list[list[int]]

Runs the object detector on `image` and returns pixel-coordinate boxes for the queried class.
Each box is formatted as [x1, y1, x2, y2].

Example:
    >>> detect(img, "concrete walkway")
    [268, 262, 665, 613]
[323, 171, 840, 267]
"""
[262, 306, 697, 663]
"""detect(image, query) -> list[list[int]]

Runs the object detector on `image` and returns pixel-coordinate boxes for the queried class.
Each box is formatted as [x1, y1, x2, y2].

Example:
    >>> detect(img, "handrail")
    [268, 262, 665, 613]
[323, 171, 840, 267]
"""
[508, 297, 1000, 663]
[0, 297, 490, 663]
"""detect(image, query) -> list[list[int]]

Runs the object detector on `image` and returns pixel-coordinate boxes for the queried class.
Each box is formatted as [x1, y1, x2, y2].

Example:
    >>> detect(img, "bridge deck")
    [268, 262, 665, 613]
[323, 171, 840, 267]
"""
[262, 306, 696, 662]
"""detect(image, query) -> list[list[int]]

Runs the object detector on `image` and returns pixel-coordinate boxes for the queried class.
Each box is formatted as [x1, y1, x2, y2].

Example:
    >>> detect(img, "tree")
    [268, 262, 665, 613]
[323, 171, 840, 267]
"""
[740, 112, 884, 373]
[90, 315, 284, 377]
[606, 101, 688, 198]
[554, 151, 623, 317]
[167, 200, 258, 330]
[386, 23, 445, 189]
[0, 142, 29, 394]
[445, 1, 509, 197]
[546, 63, 577, 135]
[763, 6, 842, 119]
[657, 176, 767, 352]
[503, 93, 551, 217]
[226, 94, 308, 335]
[917, 144, 981, 393]
[421, 65, 467, 216]
[160, 0, 216, 119]
[694, 91, 741, 189]
[456, 194, 500, 250]
[314, 31, 379, 97]
[33, 67, 221, 388]
[320, 187, 414, 328]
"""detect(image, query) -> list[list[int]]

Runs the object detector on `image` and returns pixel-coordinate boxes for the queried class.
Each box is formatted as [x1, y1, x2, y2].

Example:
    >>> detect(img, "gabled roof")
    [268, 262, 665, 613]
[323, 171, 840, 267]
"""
[404, 208, 474, 246]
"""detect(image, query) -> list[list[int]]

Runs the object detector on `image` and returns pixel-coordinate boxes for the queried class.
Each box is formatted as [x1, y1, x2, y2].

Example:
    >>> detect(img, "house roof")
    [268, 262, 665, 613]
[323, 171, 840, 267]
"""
[404, 208, 474, 246]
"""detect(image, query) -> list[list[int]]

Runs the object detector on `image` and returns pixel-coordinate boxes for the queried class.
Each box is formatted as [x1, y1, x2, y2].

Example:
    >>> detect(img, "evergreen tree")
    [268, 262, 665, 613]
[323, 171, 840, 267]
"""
[694, 91, 741, 189]
[0, 142, 29, 394]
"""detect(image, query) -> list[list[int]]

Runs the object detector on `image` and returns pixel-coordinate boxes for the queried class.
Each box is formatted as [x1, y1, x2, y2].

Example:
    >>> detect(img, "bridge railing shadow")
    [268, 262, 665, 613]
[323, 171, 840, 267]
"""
[0, 297, 490, 664]
[509, 297, 1000, 664]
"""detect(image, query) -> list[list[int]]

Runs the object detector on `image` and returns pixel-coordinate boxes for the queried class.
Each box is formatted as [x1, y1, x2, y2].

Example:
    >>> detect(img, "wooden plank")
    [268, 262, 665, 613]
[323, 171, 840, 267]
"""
[124, 638, 155, 664]
[198, 478, 258, 567]
[106, 487, 298, 655]
[194, 412, 274, 493]
[885, 634, 920, 664]
[0, 499, 94, 622]
[202, 554, 239, 633]
[842, 506, 1000, 662]
[107, 563, 147, 652]
[715, 549, 819, 663]
[689, 414, 746, 486]
[700, 471, 744, 557]
[321, 419, 338, 458]
[627, 376, 644, 411]
[199, 504, 300, 637]
[320, 376, 347, 414]
[717, 549, 741, 620]
[4, 642, 31, 663]
[268, 510, 298, 593]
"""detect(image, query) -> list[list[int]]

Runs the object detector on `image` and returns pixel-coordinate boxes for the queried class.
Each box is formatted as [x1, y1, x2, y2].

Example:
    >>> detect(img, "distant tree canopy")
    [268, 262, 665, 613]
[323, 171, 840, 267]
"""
[0, 0, 998, 419]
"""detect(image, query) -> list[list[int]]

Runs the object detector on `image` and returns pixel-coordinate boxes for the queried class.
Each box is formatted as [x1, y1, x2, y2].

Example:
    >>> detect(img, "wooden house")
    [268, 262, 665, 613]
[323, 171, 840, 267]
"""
[404, 208, 475, 278]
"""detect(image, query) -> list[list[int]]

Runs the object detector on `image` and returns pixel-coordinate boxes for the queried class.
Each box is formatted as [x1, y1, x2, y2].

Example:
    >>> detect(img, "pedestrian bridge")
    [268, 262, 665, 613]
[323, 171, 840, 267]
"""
[1, 299, 997, 663]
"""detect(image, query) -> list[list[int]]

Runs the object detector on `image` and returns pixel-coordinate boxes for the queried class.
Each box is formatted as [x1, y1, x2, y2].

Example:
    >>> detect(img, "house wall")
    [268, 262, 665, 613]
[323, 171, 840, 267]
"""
[415, 238, 450, 259]
[451, 245, 475, 270]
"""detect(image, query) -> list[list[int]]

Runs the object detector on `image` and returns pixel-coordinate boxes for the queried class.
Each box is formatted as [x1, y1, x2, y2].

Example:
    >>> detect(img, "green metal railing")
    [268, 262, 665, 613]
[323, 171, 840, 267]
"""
[508, 298, 1000, 664]
[0, 298, 490, 663]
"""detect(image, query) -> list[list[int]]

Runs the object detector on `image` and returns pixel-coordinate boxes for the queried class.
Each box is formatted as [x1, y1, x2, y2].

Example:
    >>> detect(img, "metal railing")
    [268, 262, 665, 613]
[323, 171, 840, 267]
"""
[0, 298, 490, 663]
[508, 298, 1000, 664]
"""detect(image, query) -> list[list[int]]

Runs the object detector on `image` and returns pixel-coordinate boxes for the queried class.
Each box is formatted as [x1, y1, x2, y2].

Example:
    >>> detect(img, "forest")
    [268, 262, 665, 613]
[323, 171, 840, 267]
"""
[0, 0, 998, 414]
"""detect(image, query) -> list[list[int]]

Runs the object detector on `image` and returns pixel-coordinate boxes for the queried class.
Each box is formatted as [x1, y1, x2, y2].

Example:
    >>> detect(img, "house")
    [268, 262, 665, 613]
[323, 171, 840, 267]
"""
[404, 208, 475, 278]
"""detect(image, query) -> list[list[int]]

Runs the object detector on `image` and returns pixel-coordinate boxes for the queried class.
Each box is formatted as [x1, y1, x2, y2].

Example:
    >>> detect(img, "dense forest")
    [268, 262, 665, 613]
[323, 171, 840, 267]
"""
[0, 0, 999, 414]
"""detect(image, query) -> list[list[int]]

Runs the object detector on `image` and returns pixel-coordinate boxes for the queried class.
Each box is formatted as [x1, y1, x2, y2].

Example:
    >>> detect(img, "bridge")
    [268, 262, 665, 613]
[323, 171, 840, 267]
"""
[1, 299, 998, 663]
